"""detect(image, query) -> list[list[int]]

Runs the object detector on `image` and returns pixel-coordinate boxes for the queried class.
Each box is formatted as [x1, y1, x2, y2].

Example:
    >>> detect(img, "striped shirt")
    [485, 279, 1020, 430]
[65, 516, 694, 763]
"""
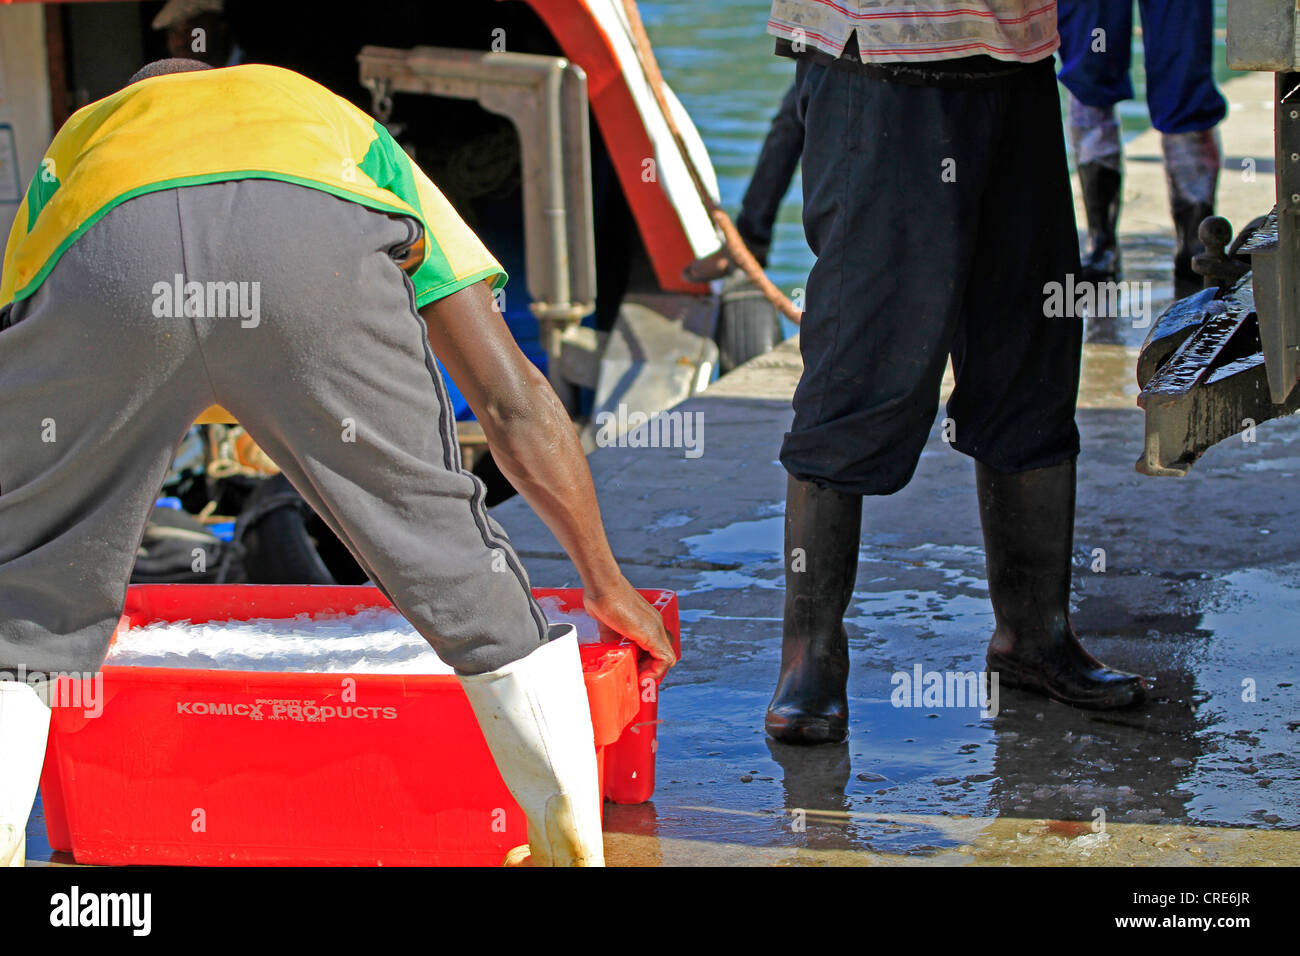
[767, 1, 1058, 64]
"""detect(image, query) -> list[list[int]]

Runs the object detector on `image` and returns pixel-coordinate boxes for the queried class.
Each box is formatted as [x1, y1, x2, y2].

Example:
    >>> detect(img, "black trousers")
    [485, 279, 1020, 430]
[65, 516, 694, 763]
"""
[780, 55, 1083, 495]
[736, 79, 803, 266]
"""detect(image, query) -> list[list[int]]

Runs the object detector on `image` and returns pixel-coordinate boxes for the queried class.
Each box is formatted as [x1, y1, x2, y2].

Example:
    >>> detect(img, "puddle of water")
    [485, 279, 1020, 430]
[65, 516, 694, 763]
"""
[1179, 565, 1300, 828]
[682, 514, 783, 565]
[677, 514, 785, 597]
[662, 509, 1299, 858]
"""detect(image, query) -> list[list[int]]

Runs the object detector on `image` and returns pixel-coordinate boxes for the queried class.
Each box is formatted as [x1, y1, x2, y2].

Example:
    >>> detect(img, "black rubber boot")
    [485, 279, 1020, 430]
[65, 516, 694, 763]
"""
[1172, 199, 1214, 298]
[1077, 162, 1122, 283]
[765, 475, 862, 744]
[976, 459, 1148, 710]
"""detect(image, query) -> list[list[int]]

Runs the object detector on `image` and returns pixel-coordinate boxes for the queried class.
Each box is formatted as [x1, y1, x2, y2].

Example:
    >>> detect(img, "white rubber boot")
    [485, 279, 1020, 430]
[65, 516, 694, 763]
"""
[458, 625, 605, 866]
[0, 679, 53, 867]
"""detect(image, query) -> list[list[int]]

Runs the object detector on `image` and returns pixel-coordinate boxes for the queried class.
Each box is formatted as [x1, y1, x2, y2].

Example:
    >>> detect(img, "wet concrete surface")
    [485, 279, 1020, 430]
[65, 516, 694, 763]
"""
[25, 69, 1294, 869]
[25, 310, 1298, 868]
[578, 73, 1296, 866]
[491, 348, 1300, 865]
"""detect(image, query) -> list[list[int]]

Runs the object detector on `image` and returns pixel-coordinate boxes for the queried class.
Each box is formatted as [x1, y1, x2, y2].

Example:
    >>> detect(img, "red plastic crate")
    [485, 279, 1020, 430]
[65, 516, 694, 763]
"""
[40, 584, 680, 866]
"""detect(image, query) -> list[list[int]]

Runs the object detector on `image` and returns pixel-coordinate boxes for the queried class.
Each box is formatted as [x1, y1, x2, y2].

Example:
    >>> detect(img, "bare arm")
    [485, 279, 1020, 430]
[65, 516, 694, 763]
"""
[420, 281, 676, 679]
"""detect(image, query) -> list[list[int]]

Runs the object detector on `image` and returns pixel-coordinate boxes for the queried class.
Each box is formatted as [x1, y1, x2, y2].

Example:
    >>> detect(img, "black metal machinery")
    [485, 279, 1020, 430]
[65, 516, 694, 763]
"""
[1136, 0, 1300, 476]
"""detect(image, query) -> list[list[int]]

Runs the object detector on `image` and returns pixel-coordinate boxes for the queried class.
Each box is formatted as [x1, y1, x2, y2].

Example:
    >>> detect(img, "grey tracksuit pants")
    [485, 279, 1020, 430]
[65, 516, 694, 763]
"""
[0, 180, 548, 676]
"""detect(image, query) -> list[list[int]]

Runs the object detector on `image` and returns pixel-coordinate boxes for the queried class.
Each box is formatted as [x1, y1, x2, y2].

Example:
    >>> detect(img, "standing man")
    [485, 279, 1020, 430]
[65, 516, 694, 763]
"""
[1058, 0, 1227, 296]
[763, 1, 1148, 745]
[0, 59, 675, 866]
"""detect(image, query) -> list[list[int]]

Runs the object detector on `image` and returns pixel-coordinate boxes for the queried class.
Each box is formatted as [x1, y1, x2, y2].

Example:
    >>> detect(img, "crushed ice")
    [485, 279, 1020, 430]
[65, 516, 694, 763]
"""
[105, 597, 599, 673]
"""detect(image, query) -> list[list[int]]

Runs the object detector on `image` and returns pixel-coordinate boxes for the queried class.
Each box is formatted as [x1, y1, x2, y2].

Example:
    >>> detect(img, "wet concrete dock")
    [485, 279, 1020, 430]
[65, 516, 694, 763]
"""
[492, 69, 1299, 866]
[24, 72, 1295, 868]
[497, 334, 1299, 865]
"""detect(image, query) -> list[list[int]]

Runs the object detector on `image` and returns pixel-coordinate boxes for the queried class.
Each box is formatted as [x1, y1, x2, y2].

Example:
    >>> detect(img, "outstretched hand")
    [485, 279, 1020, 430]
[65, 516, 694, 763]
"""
[583, 577, 677, 682]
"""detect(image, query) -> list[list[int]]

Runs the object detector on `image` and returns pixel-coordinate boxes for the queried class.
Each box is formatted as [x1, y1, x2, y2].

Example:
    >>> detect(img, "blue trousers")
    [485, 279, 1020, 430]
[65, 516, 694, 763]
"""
[1057, 0, 1226, 134]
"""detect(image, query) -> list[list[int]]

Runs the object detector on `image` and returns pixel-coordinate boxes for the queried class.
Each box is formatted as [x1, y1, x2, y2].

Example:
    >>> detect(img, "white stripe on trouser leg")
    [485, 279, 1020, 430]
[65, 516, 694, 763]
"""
[457, 625, 605, 866]
[0, 680, 53, 867]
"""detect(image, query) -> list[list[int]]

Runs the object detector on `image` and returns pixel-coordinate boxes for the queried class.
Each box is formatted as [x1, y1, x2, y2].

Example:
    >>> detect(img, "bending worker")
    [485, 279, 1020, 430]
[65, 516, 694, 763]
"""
[0, 58, 675, 867]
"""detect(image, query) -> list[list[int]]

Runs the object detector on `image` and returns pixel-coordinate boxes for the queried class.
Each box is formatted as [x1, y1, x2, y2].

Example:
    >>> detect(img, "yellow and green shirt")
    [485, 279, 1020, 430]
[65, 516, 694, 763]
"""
[1, 63, 506, 310]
